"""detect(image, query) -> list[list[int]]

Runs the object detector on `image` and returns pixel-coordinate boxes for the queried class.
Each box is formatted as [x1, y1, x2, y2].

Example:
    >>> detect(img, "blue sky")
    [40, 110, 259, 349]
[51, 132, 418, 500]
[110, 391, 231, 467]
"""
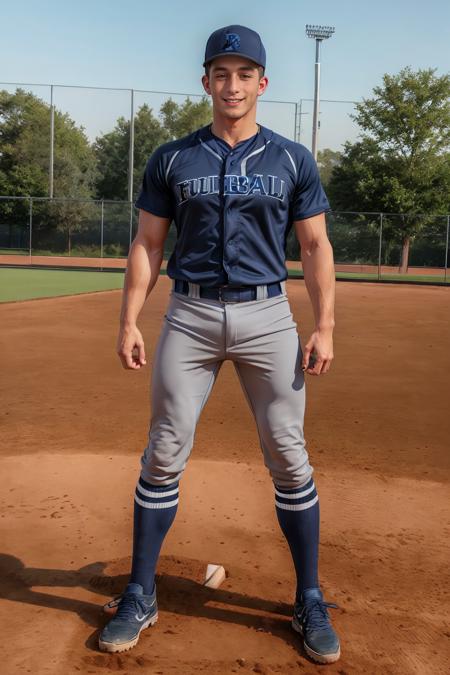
[1, 0, 449, 151]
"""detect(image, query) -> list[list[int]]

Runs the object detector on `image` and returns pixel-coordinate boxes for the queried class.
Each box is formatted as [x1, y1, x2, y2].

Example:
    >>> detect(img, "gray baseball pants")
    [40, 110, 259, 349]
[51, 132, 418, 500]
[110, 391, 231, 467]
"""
[139, 280, 314, 489]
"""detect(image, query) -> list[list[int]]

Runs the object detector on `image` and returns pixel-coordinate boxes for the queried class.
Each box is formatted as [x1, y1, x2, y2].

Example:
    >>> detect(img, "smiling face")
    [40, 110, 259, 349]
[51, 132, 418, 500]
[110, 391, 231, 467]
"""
[201, 55, 268, 122]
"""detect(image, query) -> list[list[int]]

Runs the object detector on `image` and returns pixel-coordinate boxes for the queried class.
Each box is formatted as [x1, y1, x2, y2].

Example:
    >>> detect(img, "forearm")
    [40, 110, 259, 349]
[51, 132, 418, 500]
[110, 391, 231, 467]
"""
[301, 239, 336, 330]
[119, 237, 163, 328]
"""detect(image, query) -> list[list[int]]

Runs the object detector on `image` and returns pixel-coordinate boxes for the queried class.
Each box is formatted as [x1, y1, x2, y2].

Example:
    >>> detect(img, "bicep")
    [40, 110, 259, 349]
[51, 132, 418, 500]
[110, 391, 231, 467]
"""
[136, 208, 171, 252]
[293, 212, 329, 251]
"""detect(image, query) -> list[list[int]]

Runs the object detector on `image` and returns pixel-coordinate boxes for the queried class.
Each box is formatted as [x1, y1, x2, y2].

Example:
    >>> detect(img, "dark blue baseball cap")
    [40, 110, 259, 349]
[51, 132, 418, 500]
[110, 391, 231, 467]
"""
[203, 25, 266, 69]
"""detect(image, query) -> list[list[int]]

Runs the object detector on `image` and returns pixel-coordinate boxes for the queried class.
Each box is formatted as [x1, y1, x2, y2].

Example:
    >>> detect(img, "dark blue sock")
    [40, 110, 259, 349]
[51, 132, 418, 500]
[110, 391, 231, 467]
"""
[129, 476, 179, 595]
[274, 476, 320, 602]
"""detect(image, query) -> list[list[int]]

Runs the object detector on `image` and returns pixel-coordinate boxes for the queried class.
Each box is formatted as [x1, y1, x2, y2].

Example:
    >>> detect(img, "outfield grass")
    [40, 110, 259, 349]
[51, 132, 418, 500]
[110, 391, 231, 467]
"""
[0, 267, 125, 302]
[287, 269, 449, 283]
[1, 265, 448, 303]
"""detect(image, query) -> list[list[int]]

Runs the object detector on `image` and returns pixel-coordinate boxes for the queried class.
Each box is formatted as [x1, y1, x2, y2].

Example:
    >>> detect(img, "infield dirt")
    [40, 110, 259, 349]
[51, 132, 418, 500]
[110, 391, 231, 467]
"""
[1, 277, 449, 674]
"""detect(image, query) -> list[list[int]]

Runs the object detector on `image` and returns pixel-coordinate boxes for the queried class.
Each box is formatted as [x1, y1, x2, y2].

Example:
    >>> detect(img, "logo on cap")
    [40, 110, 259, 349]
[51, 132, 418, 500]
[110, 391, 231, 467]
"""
[223, 33, 240, 52]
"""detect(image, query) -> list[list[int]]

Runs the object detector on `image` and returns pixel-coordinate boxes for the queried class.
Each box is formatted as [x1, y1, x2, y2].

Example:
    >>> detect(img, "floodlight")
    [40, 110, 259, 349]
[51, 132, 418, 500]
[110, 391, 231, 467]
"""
[305, 24, 335, 159]
[305, 25, 335, 40]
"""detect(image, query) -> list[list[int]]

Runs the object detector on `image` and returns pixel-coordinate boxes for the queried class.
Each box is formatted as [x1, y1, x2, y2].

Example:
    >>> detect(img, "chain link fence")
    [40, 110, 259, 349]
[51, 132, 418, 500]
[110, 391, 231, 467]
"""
[1, 82, 362, 199]
[0, 196, 448, 283]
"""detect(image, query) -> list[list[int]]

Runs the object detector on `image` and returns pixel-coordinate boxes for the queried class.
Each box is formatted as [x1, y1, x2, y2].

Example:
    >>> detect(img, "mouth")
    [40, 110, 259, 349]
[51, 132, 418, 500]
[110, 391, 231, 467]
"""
[223, 97, 244, 106]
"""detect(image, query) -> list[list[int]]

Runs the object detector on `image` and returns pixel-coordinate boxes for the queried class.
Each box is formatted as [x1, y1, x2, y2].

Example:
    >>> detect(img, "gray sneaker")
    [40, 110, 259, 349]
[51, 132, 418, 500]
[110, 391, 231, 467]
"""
[98, 582, 158, 653]
[292, 587, 341, 664]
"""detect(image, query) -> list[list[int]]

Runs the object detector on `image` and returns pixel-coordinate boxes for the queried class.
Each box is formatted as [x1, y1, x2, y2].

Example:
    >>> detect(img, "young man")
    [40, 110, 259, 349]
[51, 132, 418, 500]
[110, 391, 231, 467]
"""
[99, 24, 340, 665]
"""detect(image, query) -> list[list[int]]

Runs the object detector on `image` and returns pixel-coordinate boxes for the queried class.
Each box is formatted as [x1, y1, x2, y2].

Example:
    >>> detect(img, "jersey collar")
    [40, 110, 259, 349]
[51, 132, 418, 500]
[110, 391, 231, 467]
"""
[198, 123, 273, 149]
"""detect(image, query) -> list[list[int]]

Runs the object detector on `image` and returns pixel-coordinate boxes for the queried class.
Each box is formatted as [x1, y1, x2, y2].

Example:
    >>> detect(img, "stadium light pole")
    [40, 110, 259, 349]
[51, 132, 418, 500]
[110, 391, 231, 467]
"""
[305, 24, 335, 161]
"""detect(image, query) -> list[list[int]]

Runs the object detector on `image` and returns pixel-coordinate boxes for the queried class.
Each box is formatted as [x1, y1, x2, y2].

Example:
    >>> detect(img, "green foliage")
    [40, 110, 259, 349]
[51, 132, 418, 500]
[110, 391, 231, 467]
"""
[160, 96, 212, 139]
[316, 148, 342, 190]
[327, 67, 450, 227]
[91, 97, 212, 200]
[0, 88, 98, 201]
[326, 66, 450, 270]
[0, 88, 50, 200]
[1, 75, 448, 271]
[92, 103, 170, 201]
[0, 88, 99, 248]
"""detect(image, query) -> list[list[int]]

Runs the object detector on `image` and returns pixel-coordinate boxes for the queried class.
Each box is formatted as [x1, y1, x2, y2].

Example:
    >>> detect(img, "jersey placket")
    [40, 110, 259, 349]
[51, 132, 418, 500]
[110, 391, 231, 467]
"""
[223, 147, 239, 282]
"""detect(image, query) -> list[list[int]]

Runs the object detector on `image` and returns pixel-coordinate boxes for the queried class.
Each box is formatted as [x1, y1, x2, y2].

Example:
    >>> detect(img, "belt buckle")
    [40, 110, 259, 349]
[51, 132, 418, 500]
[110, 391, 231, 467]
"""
[218, 284, 238, 304]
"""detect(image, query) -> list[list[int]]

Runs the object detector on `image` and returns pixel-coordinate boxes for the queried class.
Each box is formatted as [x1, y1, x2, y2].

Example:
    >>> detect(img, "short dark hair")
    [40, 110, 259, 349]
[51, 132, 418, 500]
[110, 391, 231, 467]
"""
[205, 62, 265, 77]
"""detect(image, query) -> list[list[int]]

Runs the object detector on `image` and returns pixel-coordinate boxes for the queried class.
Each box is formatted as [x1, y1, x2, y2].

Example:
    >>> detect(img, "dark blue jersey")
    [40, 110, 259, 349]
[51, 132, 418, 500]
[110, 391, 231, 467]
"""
[134, 123, 331, 286]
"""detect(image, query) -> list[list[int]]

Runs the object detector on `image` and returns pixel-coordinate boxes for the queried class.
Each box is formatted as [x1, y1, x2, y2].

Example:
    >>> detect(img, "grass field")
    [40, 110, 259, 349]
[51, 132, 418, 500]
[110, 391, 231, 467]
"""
[1, 266, 449, 303]
[0, 267, 125, 302]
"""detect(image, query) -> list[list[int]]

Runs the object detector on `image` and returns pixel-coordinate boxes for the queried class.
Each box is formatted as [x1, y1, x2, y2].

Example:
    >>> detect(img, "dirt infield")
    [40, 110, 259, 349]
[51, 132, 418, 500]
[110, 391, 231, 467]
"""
[1, 277, 449, 674]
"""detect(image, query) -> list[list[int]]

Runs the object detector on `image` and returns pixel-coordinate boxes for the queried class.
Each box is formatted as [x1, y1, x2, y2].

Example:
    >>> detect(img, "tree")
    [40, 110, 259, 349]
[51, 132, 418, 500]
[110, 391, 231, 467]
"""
[326, 67, 450, 272]
[93, 97, 212, 202]
[160, 96, 212, 140]
[0, 88, 97, 199]
[0, 88, 99, 252]
[316, 148, 342, 190]
[93, 103, 169, 201]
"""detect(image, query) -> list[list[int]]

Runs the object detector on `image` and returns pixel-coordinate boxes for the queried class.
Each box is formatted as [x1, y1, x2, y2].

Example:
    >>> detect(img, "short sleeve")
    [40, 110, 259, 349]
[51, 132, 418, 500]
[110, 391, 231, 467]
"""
[134, 146, 174, 218]
[291, 147, 331, 220]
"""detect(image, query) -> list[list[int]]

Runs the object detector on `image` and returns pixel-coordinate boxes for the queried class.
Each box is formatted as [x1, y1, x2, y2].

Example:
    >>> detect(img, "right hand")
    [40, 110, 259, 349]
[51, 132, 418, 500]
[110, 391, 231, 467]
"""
[116, 324, 147, 370]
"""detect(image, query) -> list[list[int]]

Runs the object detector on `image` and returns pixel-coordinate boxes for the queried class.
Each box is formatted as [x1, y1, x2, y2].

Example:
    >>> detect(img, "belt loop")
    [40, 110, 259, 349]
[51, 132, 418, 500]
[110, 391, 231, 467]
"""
[256, 284, 269, 300]
[280, 280, 286, 295]
[188, 282, 201, 298]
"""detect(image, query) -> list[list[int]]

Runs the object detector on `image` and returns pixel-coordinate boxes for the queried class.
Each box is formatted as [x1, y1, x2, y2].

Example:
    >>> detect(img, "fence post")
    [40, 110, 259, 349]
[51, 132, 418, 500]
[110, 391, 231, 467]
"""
[100, 199, 104, 271]
[445, 215, 449, 284]
[128, 89, 135, 203]
[49, 85, 54, 199]
[298, 98, 303, 142]
[377, 213, 383, 281]
[29, 196, 33, 259]
[294, 102, 298, 141]
[129, 201, 133, 253]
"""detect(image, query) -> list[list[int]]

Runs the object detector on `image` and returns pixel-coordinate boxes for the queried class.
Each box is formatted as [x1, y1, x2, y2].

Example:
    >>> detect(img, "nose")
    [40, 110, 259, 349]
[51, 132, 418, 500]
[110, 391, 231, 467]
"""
[226, 72, 240, 94]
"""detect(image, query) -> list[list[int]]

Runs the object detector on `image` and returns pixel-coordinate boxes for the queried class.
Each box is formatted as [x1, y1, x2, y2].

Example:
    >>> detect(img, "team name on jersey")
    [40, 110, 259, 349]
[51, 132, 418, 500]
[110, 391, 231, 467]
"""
[175, 174, 286, 205]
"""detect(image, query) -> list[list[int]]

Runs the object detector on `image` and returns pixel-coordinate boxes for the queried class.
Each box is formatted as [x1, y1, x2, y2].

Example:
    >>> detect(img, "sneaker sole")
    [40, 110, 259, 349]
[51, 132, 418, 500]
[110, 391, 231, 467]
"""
[291, 614, 341, 664]
[98, 612, 159, 653]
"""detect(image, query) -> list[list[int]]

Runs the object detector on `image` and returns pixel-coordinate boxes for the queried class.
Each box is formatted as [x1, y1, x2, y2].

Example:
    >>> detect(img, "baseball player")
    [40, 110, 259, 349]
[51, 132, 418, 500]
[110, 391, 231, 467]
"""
[99, 24, 340, 665]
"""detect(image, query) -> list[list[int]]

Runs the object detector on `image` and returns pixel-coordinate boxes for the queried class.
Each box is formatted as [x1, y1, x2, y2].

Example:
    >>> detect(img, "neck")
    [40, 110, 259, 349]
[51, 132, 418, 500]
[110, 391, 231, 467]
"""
[210, 113, 259, 147]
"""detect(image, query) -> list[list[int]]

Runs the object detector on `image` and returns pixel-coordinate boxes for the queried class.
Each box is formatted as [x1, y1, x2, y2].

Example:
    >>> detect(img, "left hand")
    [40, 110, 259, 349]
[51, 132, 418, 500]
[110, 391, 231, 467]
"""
[301, 327, 334, 376]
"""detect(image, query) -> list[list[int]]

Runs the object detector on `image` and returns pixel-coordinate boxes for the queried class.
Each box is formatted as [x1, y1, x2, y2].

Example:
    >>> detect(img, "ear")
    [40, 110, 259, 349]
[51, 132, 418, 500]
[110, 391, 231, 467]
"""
[201, 74, 211, 95]
[257, 75, 269, 97]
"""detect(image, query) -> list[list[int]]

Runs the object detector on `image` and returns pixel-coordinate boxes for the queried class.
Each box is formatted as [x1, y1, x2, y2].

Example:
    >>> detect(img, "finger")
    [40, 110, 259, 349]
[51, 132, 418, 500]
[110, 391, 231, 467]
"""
[307, 358, 323, 376]
[122, 347, 138, 369]
[116, 347, 128, 369]
[118, 353, 128, 370]
[302, 346, 312, 371]
[305, 351, 318, 372]
[318, 356, 334, 374]
[137, 342, 147, 366]
[131, 347, 142, 369]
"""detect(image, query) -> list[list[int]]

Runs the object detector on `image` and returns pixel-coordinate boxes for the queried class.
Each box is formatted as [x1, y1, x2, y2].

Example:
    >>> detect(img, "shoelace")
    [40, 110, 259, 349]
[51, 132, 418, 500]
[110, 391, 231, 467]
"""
[115, 593, 148, 621]
[300, 599, 339, 633]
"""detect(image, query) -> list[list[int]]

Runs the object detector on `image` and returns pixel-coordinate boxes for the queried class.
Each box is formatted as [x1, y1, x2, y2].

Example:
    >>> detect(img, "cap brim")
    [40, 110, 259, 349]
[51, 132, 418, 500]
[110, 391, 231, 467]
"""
[203, 52, 264, 68]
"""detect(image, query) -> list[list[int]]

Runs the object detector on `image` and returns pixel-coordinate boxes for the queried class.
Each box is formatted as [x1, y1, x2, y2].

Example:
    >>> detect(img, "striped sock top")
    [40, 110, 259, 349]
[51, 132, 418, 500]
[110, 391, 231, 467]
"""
[134, 476, 180, 510]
